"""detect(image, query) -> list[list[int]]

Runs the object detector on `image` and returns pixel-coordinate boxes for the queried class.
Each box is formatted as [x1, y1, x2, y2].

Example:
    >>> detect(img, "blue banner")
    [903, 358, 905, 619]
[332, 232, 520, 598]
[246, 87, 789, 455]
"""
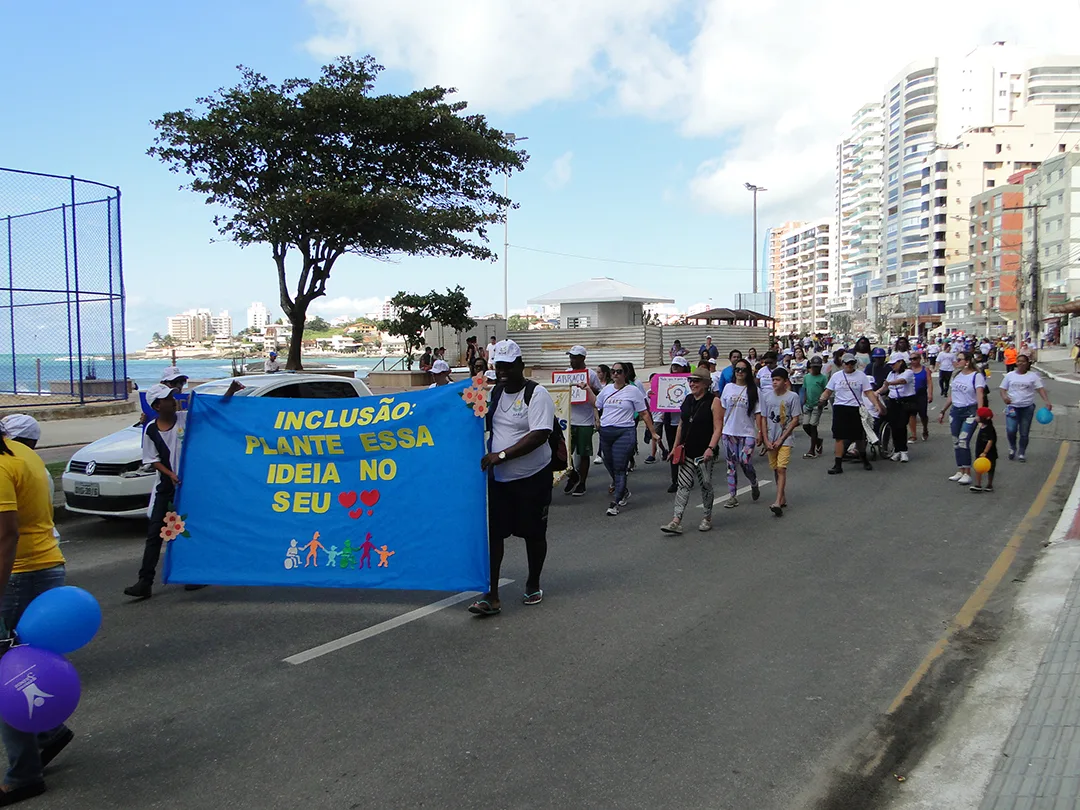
[163, 380, 489, 592]
[140, 391, 190, 417]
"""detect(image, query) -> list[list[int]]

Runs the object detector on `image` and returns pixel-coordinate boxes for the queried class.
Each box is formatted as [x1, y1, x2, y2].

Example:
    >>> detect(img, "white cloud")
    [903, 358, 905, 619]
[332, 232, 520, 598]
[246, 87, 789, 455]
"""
[545, 151, 574, 189]
[307, 0, 1080, 219]
[308, 296, 385, 317]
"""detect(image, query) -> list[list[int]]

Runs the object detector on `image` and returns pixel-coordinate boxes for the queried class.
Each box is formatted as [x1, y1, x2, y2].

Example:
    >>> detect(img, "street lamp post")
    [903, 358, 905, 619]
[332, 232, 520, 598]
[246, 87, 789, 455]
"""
[745, 183, 767, 296]
[503, 134, 528, 323]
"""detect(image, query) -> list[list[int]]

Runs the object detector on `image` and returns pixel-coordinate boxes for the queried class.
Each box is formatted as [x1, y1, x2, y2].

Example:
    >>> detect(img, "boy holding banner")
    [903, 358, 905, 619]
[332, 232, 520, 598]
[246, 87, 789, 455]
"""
[471, 340, 554, 616]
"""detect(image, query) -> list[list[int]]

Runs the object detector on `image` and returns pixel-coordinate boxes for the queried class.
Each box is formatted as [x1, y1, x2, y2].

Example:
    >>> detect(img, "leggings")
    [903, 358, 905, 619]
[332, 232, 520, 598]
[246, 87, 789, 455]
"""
[950, 404, 977, 468]
[664, 422, 680, 486]
[722, 435, 758, 496]
[600, 425, 637, 503]
[1006, 404, 1035, 455]
[886, 398, 909, 452]
[939, 370, 952, 396]
[672, 457, 716, 521]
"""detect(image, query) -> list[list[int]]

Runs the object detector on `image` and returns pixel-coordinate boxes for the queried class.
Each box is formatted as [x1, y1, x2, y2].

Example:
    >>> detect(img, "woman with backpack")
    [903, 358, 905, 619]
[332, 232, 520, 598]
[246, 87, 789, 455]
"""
[596, 362, 661, 517]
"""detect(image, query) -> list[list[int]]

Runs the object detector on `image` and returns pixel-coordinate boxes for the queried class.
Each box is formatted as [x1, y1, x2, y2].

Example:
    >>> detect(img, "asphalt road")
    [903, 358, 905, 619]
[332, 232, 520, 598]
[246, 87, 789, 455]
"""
[29, 375, 1080, 810]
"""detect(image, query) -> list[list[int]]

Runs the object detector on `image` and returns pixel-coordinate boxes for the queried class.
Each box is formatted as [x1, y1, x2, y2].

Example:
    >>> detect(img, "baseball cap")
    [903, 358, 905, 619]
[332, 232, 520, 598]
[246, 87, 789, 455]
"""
[567, 345, 588, 358]
[670, 356, 690, 369]
[269, 351, 277, 357]
[809, 356, 823, 367]
[705, 334, 713, 339]
[430, 360, 450, 375]
[160, 366, 188, 383]
[842, 353, 857, 364]
[492, 339, 523, 364]
[977, 407, 994, 421]
[0, 414, 40, 442]
[145, 383, 176, 408]
[887, 352, 907, 364]
[871, 347, 887, 358]
[707, 357, 718, 366]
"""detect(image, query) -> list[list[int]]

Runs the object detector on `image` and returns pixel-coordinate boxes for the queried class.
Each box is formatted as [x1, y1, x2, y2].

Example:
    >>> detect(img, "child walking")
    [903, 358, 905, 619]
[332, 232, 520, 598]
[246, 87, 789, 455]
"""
[800, 357, 828, 458]
[759, 368, 802, 517]
[971, 406, 997, 493]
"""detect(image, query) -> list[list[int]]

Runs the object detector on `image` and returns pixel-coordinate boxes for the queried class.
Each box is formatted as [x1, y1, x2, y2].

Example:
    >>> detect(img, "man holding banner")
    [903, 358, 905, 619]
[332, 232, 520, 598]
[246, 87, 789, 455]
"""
[563, 345, 600, 498]
[471, 340, 554, 616]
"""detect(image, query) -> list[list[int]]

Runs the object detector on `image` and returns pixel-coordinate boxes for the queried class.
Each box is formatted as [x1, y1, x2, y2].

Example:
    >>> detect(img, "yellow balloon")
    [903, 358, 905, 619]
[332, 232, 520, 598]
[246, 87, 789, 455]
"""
[972, 457, 992, 474]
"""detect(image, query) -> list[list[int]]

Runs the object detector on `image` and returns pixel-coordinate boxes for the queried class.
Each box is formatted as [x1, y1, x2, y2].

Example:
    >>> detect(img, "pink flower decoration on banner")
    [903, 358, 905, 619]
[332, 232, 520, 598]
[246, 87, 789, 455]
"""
[160, 511, 188, 541]
[463, 387, 478, 404]
[472, 374, 487, 387]
[473, 399, 488, 418]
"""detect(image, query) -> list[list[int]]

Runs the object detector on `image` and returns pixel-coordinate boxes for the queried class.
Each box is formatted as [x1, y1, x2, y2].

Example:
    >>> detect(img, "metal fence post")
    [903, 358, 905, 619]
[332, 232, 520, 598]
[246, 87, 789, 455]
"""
[69, 176, 84, 404]
[5, 215, 13, 395]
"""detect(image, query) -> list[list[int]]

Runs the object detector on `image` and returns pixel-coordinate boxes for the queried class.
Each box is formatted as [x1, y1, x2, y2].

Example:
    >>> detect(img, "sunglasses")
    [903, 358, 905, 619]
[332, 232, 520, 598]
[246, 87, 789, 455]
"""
[612, 368, 626, 375]
[734, 368, 749, 373]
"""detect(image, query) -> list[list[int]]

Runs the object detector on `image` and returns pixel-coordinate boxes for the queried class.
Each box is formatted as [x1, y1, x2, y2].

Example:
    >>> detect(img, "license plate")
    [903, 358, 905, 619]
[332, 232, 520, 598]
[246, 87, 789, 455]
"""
[74, 483, 99, 497]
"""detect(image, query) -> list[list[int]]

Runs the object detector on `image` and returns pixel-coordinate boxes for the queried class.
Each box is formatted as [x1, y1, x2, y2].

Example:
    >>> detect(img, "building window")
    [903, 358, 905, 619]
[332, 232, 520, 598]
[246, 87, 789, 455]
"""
[566, 317, 589, 329]
[987, 180, 996, 188]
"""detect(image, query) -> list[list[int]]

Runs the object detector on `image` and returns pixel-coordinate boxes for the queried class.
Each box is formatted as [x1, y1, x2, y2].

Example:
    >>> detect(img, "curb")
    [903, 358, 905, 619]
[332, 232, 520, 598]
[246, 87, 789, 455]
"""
[1038, 367, 1080, 386]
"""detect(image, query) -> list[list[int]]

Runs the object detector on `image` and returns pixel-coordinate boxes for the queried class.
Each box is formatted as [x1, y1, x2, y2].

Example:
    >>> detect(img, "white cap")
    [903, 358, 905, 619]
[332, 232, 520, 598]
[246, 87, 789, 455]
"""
[707, 357, 718, 365]
[888, 352, 907, 364]
[705, 335, 713, 339]
[492, 339, 523, 363]
[567, 345, 587, 357]
[160, 366, 187, 383]
[145, 383, 176, 408]
[670, 356, 690, 368]
[430, 360, 451, 375]
[1, 414, 40, 442]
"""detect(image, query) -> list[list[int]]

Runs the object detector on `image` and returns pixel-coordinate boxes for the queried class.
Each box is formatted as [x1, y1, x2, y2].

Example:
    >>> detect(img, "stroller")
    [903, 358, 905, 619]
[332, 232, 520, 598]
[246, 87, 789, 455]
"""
[845, 403, 891, 461]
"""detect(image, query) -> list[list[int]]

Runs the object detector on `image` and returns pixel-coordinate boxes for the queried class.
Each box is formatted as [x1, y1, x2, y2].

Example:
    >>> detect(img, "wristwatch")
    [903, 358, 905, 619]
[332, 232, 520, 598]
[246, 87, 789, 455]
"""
[711, 446, 720, 454]
[498, 451, 507, 462]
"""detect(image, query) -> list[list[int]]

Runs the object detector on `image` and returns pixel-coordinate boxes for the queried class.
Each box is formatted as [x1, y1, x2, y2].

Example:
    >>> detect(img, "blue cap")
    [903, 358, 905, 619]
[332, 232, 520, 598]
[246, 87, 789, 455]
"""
[871, 347, 887, 357]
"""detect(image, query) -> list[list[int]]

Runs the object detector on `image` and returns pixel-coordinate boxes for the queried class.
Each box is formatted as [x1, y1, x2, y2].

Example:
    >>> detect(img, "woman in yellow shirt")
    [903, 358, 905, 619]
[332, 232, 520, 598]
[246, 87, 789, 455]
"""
[0, 421, 71, 805]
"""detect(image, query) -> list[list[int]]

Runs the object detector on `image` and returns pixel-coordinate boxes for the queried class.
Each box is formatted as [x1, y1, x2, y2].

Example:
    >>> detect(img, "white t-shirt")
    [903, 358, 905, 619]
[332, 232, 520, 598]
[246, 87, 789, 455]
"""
[596, 383, 648, 428]
[980, 342, 992, 356]
[886, 369, 916, 399]
[490, 384, 555, 483]
[928, 344, 940, 357]
[949, 371, 986, 408]
[567, 367, 601, 427]
[757, 366, 775, 390]
[937, 352, 955, 372]
[720, 383, 760, 438]
[999, 370, 1044, 407]
[826, 370, 873, 407]
[264, 359, 282, 373]
[143, 411, 188, 513]
[485, 342, 497, 363]
[710, 371, 724, 393]
[789, 360, 808, 385]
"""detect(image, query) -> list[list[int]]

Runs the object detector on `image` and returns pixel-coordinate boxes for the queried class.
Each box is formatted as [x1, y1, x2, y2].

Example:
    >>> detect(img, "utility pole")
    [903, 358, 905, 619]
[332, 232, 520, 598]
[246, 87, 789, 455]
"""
[745, 183, 767, 296]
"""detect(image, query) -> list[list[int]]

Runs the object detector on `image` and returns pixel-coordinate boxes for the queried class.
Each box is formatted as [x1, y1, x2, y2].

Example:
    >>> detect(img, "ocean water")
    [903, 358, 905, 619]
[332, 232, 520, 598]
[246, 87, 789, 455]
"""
[0, 354, 388, 394]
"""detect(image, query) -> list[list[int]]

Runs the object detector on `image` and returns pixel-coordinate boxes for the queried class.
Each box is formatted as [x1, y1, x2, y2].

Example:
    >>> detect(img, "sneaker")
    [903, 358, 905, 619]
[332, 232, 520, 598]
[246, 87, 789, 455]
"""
[899, 452, 909, 463]
[660, 447, 670, 461]
[957, 474, 972, 485]
[724, 496, 739, 508]
[593, 455, 602, 465]
[948, 472, 963, 481]
[751, 485, 760, 501]
[863, 460, 873, 471]
[828, 464, 843, 475]
[770, 505, 783, 517]
[572, 482, 587, 497]
[123, 580, 152, 600]
[1018, 453, 1026, 462]
[1008, 449, 1016, 460]
[563, 469, 580, 494]
[984, 485, 994, 493]
[644, 455, 656, 464]
[667, 483, 678, 494]
[606, 503, 619, 516]
[660, 520, 683, 535]
[969, 485, 984, 492]
[40, 727, 74, 767]
[618, 490, 631, 507]
[698, 518, 712, 532]
[889, 452, 902, 462]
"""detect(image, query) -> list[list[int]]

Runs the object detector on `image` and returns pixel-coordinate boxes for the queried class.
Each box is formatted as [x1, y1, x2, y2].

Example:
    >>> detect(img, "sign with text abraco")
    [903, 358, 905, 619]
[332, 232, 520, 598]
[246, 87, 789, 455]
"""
[163, 382, 489, 592]
[552, 371, 588, 404]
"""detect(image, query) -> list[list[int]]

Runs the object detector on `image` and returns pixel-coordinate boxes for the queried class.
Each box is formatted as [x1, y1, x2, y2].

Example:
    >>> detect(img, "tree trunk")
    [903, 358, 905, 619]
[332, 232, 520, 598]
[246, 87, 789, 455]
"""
[287, 305, 307, 370]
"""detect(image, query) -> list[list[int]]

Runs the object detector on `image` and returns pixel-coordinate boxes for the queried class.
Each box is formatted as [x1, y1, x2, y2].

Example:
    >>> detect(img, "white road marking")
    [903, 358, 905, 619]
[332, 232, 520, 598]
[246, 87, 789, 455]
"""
[699, 479, 773, 508]
[283, 578, 515, 665]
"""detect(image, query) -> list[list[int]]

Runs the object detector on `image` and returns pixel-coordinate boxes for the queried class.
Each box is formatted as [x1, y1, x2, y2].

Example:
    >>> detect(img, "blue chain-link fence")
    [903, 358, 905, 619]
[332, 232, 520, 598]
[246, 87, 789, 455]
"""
[0, 168, 127, 407]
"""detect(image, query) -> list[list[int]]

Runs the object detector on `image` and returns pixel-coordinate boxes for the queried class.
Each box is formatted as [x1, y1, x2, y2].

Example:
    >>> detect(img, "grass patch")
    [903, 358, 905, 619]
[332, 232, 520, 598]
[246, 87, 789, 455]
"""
[46, 460, 68, 477]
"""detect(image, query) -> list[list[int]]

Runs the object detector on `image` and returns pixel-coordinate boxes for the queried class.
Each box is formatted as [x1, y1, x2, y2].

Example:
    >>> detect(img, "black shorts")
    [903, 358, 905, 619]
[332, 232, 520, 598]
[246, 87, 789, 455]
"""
[914, 388, 928, 419]
[488, 468, 552, 541]
[831, 404, 865, 441]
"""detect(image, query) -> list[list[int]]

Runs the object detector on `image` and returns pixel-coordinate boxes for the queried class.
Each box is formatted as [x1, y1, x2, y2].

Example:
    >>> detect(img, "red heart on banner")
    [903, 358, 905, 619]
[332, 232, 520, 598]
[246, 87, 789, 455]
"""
[338, 492, 358, 509]
[360, 490, 380, 508]
[349, 508, 364, 519]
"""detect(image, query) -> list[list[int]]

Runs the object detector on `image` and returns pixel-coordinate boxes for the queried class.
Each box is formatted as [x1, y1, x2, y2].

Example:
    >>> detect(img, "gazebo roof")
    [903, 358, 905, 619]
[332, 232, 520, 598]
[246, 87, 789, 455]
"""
[528, 277, 674, 305]
[684, 307, 773, 322]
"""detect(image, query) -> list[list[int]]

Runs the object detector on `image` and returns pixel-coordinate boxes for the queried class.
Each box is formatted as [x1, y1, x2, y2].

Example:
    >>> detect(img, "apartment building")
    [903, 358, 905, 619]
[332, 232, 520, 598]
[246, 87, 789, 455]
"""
[769, 219, 836, 336]
[167, 309, 210, 342]
[962, 173, 1028, 335]
[210, 310, 232, 337]
[247, 302, 271, 331]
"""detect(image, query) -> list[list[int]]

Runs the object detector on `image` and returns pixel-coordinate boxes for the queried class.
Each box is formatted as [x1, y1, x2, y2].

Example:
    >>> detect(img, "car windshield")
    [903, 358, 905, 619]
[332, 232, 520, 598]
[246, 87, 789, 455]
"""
[191, 381, 252, 397]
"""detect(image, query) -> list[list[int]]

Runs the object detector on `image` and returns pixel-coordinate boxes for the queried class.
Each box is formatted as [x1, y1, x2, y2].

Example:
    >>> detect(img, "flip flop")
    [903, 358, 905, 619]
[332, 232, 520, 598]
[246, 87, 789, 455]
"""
[468, 599, 501, 616]
[523, 590, 544, 606]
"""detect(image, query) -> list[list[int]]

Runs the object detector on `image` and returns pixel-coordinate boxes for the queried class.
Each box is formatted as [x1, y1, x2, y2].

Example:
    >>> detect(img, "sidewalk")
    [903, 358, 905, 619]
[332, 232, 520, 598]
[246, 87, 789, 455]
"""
[885, 461, 1080, 809]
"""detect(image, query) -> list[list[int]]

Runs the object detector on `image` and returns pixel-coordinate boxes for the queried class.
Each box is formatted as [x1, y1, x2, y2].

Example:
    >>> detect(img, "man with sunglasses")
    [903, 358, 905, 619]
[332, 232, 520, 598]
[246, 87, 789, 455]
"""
[818, 353, 881, 474]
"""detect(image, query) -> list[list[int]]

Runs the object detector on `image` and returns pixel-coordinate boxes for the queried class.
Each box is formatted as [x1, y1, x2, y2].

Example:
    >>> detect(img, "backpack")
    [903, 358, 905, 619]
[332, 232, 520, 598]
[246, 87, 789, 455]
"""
[486, 380, 568, 474]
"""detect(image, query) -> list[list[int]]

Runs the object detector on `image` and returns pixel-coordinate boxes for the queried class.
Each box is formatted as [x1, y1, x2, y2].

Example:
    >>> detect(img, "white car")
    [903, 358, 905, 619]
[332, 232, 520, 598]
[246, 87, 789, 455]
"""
[62, 374, 373, 518]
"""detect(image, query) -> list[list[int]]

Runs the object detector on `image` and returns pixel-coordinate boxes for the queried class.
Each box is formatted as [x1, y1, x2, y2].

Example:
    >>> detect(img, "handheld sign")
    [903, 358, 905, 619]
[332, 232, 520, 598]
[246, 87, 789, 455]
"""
[649, 374, 691, 413]
[552, 371, 588, 404]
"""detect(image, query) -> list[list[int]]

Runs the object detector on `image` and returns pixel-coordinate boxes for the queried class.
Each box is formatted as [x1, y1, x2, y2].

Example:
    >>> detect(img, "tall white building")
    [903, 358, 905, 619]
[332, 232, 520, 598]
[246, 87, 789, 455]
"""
[769, 218, 836, 336]
[166, 309, 211, 342]
[247, 302, 270, 331]
[210, 310, 232, 337]
[380, 298, 397, 321]
[836, 43, 1080, 335]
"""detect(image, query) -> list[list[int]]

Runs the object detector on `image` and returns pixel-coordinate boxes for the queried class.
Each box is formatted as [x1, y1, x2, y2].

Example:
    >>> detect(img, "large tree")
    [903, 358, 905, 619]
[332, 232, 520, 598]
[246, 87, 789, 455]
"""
[379, 286, 475, 368]
[149, 56, 527, 369]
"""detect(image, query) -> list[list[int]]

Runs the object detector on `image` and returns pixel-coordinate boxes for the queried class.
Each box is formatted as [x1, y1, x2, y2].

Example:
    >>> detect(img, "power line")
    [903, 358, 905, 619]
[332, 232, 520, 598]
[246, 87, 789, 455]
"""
[508, 244, 752, 273]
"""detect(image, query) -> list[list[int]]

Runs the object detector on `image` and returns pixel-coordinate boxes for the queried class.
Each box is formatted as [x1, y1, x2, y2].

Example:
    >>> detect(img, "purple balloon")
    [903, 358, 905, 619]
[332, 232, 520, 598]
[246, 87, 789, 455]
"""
[0, 646, 81, 733]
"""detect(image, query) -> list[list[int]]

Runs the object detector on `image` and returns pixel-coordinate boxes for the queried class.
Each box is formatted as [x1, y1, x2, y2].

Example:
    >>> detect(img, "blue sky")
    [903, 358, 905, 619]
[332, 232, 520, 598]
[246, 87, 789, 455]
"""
[2, 0, 1076, 347]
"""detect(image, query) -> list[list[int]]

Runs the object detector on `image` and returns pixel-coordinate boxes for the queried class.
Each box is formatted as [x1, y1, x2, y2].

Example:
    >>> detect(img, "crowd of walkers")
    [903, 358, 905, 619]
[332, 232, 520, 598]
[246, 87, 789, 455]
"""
[474, 332, 1056, 616]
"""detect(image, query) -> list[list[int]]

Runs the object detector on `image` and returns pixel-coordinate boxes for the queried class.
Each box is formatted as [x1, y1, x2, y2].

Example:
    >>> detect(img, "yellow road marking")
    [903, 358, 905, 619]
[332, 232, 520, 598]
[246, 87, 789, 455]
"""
[886, 440, 1071, 714]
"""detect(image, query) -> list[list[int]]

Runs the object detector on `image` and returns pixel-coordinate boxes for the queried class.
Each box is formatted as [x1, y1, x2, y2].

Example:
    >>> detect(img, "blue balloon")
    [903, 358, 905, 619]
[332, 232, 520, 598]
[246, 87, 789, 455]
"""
[16, 586, 101, 654]
[0, 646, 80, 733]
[1037, 407, 1054, 425]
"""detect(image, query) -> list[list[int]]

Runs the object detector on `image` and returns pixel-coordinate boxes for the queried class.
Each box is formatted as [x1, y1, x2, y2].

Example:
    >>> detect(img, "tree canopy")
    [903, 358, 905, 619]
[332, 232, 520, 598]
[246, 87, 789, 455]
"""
[149, 56, 527, 369]
[379, 286, 475, 368]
